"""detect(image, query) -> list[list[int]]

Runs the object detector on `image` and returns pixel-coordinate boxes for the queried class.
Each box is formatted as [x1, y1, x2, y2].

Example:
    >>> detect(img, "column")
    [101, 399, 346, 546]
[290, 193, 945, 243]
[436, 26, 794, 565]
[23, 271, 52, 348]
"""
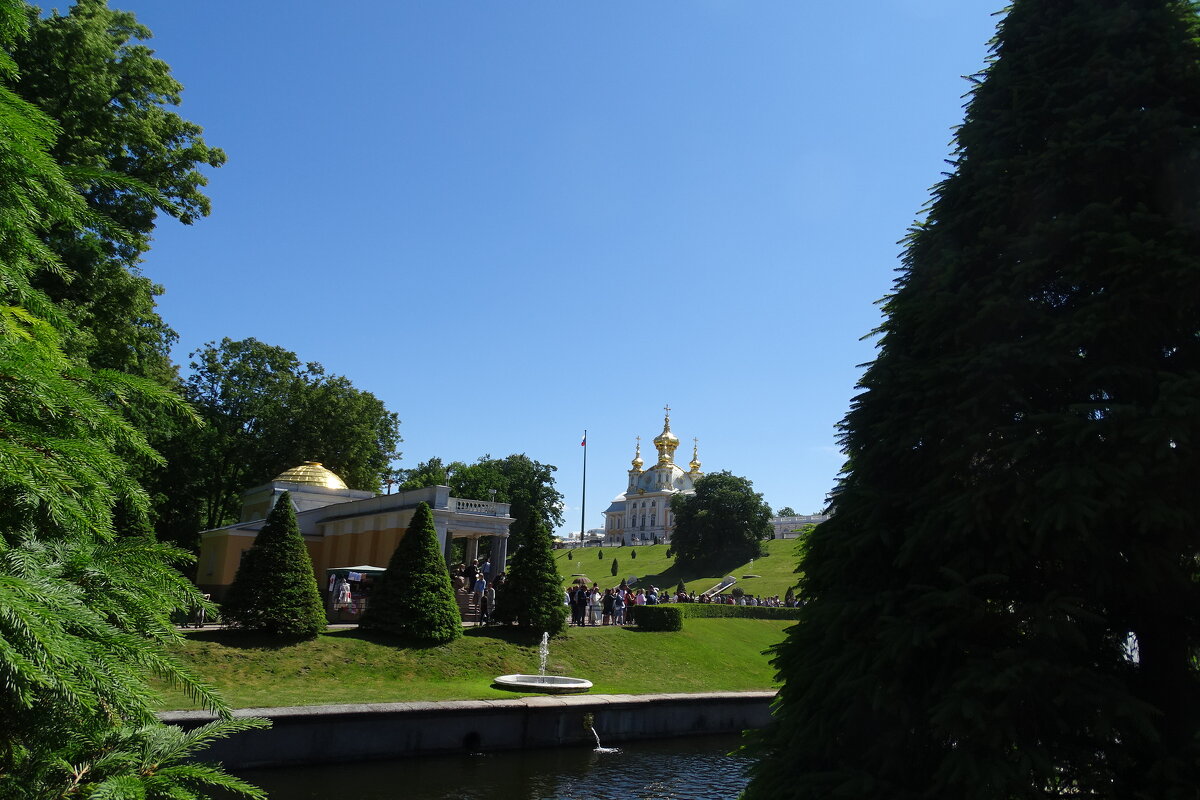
[465, 535, 480, 564]
[491, 535, 509, 579]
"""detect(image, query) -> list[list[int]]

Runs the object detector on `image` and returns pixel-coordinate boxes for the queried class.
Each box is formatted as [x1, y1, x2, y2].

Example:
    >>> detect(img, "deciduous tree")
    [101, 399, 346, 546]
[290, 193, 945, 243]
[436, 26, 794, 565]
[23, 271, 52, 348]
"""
[668, 472, 771, 570]
[746, 2, 1200, 797]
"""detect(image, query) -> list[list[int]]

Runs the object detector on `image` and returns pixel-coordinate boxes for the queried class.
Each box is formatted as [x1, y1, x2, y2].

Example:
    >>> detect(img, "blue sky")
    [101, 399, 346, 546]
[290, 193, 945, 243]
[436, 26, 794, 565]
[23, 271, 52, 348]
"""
[126, 1, 1002, 536]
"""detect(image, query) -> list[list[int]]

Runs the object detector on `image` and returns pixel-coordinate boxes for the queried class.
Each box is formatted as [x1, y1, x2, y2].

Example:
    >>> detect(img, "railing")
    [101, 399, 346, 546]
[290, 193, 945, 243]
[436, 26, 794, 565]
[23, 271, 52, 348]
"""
[451, 499, 502, 516]
[701, 576, 737, 599]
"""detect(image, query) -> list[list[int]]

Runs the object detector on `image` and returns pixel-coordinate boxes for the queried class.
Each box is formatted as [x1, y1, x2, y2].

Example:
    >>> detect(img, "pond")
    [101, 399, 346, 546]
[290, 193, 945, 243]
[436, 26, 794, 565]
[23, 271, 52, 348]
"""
[231, 734, 751, 800]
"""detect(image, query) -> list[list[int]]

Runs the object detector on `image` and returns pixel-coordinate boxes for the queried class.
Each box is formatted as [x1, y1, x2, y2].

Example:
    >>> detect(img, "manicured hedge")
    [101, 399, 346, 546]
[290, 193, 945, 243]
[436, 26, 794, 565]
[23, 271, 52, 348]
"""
[635, 605, 683, 631]
[675, 604, 803, 621]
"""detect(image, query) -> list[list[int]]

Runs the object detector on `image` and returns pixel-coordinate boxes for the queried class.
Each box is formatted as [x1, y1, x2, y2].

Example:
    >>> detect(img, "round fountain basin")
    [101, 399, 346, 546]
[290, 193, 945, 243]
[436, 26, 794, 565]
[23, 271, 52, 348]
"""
[494, 674, 593, 694]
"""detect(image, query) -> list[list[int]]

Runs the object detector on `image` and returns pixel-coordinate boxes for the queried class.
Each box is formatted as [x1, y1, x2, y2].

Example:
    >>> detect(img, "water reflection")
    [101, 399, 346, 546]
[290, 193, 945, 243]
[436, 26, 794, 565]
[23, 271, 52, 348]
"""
[233, 734, 749, 800]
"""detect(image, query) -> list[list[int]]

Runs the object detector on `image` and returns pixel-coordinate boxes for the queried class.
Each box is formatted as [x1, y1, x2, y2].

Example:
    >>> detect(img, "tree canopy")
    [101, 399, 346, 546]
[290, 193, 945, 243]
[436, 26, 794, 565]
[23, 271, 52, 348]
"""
[399, 453, 563, 552]
[11, 0, 224, 381]
[746, 2, 1200, 797]
[0, 2, 260, 795]
[499, 521, 567, 635]
[668, 471, 772, 569]
[774, 506, 797, 517]
[157, 337, 402, 543]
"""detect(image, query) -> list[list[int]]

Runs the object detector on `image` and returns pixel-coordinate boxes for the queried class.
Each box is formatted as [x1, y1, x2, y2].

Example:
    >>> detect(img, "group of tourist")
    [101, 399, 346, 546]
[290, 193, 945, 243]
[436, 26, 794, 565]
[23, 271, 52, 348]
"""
[566, 581, 799, 626]
[451, 558, 503, 624]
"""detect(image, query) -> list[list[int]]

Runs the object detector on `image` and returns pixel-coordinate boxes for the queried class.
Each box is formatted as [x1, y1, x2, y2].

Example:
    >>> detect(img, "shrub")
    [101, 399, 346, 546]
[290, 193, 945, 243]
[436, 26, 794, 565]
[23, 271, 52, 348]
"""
[501, 521, 567, 634]
[635, 605, 682, 631]
[611, 558, 619, 577]
[631, 549, 637, 560]
[222, 492, 326, 637]
[679, 604, 802, 621]
[598, 548, 604, 559]
[360, 502, 461, 643]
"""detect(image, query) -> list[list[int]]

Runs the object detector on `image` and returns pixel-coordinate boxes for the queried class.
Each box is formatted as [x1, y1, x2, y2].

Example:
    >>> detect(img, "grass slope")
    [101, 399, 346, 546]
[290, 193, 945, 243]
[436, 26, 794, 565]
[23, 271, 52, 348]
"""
[555, 538, 803, 599]
[158, 618, 789, 710]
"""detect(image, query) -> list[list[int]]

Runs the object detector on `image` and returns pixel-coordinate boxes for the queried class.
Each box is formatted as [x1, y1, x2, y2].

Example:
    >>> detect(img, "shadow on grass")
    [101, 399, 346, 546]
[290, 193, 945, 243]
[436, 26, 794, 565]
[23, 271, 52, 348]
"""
[323, 626, 459, 651]
[180, 629, 316, 650]
[462, 625, 557, 646]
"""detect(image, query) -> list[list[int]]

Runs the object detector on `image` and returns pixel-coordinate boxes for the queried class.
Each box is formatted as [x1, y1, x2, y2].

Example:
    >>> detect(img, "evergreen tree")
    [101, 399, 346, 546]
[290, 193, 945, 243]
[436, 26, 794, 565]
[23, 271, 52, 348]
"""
[359, 502, 461, 644]
[221, 493, 326, 637]
[746, 2, 1200, 798]
[611, 557, 619, 577]
[501, 522, 567, 635]
[0, 2, 262, 795]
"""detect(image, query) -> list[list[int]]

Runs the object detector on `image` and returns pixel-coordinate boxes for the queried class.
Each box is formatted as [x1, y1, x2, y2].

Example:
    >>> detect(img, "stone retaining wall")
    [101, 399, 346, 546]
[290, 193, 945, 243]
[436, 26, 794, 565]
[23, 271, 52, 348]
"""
[159, 691, 775, 769]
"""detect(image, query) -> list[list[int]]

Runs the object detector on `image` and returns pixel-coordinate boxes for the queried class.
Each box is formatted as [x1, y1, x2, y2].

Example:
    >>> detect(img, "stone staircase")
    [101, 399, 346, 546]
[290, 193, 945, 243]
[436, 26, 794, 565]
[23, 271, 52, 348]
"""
[456, 590, 481, 624]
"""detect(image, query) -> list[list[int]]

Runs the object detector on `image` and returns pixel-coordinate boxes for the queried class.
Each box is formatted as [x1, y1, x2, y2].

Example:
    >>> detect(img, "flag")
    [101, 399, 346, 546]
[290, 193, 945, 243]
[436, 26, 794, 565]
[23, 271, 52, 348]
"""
[580, 431, 587, 447]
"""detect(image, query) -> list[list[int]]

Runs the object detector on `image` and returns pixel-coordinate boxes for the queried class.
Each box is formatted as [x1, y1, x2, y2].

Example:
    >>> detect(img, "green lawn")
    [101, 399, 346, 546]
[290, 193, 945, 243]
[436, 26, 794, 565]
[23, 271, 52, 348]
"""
[555, 538, 803, 599]
[158, 618, 790, 710]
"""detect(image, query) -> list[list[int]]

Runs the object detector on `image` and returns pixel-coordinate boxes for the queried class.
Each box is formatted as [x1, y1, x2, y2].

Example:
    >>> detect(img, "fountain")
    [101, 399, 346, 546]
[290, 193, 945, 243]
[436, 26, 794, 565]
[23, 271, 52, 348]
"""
[582, 712, 620, 754]
[494, 632, 593, 694]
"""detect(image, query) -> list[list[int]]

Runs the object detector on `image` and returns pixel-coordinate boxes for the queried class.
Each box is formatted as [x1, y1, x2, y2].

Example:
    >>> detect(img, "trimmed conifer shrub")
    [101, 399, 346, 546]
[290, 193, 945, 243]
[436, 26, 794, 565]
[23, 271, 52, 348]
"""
[500, 521, 567, 635]
[745, 2, 1200, 798]
[631, 548, 637, 560]
[221, 492, 326, 637]
[598, 548, 604, 559]
[635, 606, 682, 632]
[359, 501, 461, 643]
[611, 557, 619, 577]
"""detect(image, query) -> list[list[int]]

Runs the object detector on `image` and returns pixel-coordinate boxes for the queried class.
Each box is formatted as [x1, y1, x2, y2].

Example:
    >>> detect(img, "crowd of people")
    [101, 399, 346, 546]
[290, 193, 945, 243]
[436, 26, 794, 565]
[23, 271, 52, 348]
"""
[451, 558, 503, 624]
[565, 580, 797, 627]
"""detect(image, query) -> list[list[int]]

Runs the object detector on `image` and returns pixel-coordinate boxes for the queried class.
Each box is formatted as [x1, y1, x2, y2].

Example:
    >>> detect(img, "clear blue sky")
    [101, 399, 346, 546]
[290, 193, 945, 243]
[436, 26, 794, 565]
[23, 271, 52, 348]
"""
[126, 1, 1002, 536]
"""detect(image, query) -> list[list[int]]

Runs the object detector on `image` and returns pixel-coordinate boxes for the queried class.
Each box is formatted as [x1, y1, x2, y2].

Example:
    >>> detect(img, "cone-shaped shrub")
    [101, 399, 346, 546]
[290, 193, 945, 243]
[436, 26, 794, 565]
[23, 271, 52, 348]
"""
[611, 557, 619, 577]
[746, 2, 1200, 798]
[222, 492, 326, 637]
[500, 521, 567, 635]
[359, 502, 461, 643]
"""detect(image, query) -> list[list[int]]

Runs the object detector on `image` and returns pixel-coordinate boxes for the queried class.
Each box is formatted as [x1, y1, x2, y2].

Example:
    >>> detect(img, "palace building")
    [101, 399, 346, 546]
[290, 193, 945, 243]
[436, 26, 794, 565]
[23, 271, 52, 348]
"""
[602, 407, 704, 546]
[195, 462, 513, 603]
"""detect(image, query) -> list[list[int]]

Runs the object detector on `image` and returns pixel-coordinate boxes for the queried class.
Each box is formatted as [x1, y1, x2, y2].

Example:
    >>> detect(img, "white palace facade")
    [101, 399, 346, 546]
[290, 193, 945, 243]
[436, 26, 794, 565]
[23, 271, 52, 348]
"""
[602, 407, 704, 546]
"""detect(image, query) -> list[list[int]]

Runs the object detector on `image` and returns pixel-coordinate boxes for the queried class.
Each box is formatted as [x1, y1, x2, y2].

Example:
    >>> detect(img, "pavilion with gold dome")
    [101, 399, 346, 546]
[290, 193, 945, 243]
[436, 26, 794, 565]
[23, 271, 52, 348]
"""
[195, 462, 514, 604]
[601, 407, 704, 546]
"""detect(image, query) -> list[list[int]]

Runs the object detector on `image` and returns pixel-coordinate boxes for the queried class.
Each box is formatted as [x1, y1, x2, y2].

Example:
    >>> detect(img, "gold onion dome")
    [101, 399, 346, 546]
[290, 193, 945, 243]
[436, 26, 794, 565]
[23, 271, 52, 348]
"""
[653, 405, 680, 464]
[274, 461, 348, 490]
[631, 437, 644, 470]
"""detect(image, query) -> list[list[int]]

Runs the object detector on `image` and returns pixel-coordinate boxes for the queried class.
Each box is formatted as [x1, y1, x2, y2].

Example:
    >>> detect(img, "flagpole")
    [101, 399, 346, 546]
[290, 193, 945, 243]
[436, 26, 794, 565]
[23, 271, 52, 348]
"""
[580, 430, 587, 549]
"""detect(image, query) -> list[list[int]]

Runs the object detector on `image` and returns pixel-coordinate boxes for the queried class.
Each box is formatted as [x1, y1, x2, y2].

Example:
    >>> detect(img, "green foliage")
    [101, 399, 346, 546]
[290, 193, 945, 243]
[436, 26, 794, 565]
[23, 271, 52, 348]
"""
[500, 522, 567, 635]
[163, 337, 402, 537]
[403, 454, 564, 551]
[746, 3, 1200, 798]
[668, 471, 772, 570]
[598, 548, 604, 560]
[11, 0, 224, 381]
[774, 506, 797, 517]
[0, 3, 258, 795]
[676, 604, 802, 621]
[611, 557, 619, 577]
[359, 502, 461, 644]
[631, 548, 637, 560]
[221, 493, 327, 638]
[635, 606, 682, 631]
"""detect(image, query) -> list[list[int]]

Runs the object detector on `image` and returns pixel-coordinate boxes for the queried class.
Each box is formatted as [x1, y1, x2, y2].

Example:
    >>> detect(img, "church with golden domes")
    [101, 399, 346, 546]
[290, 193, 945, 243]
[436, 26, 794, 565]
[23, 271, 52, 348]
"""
[601, 406, 704, 545]
[196, 461, 514, 609]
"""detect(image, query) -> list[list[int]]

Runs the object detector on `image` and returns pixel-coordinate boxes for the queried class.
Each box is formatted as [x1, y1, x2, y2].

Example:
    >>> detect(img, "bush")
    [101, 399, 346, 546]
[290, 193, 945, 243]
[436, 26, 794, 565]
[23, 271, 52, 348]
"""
[631, 549, 637, 560]
[611, 558, 619, 577]
[222, 492, 326, 637]
[598, 548, 604, 559]
[679, 604, 802, 621]
[636, 606, 683, 631]
[360, 501, 461, 643]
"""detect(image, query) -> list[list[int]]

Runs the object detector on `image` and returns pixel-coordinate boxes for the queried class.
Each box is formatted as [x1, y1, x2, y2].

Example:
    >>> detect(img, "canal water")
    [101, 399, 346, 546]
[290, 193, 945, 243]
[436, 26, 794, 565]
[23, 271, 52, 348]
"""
[232, 734, 750, 800]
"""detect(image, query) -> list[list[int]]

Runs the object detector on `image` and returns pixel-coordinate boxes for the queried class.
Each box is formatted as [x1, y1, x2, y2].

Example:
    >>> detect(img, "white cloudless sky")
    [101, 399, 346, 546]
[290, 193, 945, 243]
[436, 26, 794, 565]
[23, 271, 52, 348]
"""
[122, 1, 1004, 536]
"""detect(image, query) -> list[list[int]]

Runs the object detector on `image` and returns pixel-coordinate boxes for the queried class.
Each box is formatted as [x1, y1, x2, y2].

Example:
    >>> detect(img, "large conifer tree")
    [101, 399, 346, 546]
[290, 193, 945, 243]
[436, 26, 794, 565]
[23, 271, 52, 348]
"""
[359, 502, 461, 643]
[746, 2, 1200, 798]
[500, 522, 567, 635]
[221, 493, 326, 637]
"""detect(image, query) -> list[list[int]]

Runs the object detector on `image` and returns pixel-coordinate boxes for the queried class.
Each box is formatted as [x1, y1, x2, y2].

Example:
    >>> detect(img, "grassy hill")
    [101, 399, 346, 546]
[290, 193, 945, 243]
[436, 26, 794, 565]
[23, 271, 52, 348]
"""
[157, 618, 790, 710]
[554, 538, 803, 600]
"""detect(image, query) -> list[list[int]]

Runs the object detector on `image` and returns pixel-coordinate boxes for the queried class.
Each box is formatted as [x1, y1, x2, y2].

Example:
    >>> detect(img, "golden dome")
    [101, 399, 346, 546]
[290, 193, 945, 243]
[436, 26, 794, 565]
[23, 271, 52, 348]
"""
[653, 405, 680, 465]
[631, 436, 644, 470]
[274, 461, 348, 490]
